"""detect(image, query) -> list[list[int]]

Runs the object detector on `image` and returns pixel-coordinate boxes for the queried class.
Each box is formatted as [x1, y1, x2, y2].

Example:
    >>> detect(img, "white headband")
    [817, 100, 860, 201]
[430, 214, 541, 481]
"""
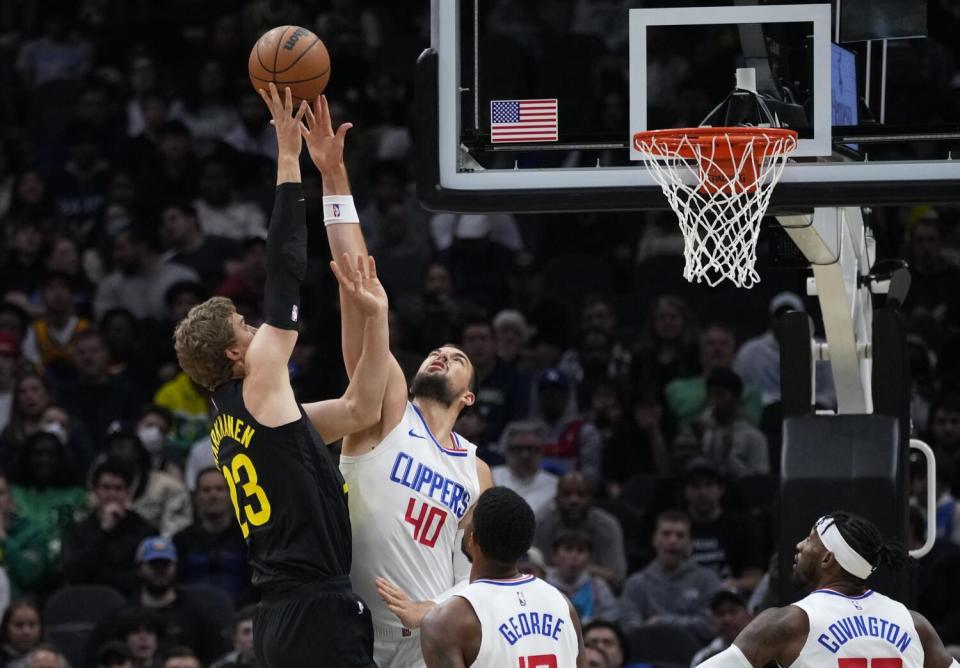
[816, 516, 875, 580]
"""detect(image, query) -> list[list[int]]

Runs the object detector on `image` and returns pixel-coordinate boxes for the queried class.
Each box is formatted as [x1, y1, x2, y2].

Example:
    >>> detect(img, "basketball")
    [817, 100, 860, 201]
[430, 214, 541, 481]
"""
[248, 25, 330, 104]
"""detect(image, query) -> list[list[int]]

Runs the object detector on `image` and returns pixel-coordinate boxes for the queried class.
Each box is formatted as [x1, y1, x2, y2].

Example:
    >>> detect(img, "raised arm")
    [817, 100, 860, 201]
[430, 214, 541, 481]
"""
[302, 95, 409, 436]
[303, 254, 391, 444]
[243, 83, 309, 427]
[912, 611, 957, 668]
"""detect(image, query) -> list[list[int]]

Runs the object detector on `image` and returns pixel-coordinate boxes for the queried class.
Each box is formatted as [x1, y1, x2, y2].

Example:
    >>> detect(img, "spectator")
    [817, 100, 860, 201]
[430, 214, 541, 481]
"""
[630, 295, 701, 391]
[100, 309, 154, 388]
[101, 431, 192, 537]
[546, 530, 620, 624]
[733, 292, 836, 409]
[506, 251, 571, 357]
[534, 472, 627, 587]
[492, 421, 558, 514]
[0, 220, 45, 296]
[11, 431, 87, 557]
[131, 536, 230, 664]
[396, 263, 475, 355]
[192, 159, 266, 242]
[430, 212, 523, 253]
[904, 212, 960, 320]
[95, 640, 134, 668]
[222, 91, 276, 162]
[0, 333, 21, 432]
[135, 407, 181, 479]
[0, 304, 30, 345]
[665, 324, 763, 426]
[357, 160, 431, 295]
[530, 368, 603, 481]
[161, 647, 201, 668]
[38, 402, 96, 477]
[492, 309, 532, 368]
[583, 620, 640, 668]
[209, 606, 256, 668]
[1, 373, 54, 460]
[43, 235, 94, 309]
[682, 459, 766, 593]
[15, 10, 91, 87]
[600, 385, 673, 493]
[690, 590, 753, 666]
[173, 467, 250, 604]
[114, 607, 164, 668]
[0, 601, 43, 668]
[214, 238, 265, 322]
[153, 372, 210, 461]
[179, 61, 240, 158]
[94, 227, 199, 322]
[57, 331, 145, 442]
[0, 471, 50, 597]
[23, 645, 67, 668]
[584, 645, 611, 668]
[460, 317, 530, 446]
[620, 510, 722, 641]
[140, 121, 200, 212]
[50, 122, 111, 235]
[61, 458, 154, 596]
[559, 296, 633, 388]
[700, 369, 770, 478]
[5, 172, 61, 239]
[161, 203, 239, 292]
[928, 394, 960, 479]
[22, 271, 91, 372]
[517, 547, 547, 580]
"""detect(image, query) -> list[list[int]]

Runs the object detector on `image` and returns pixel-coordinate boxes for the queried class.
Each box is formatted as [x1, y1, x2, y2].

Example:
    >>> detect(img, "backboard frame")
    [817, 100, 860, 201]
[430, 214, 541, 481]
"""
[418, 0, 960, 214]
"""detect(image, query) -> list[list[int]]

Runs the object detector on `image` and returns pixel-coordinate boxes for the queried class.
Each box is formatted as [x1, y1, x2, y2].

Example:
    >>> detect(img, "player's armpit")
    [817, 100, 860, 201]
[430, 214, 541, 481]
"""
[243, 325, 300, 427]
[421, 598, 478, 668]
[911, 611, 956, 668]
[730, 605, 809, 667]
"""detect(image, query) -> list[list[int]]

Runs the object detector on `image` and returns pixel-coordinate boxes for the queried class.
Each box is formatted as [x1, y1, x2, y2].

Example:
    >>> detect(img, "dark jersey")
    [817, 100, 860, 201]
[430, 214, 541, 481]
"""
[210, 379, 352, 592]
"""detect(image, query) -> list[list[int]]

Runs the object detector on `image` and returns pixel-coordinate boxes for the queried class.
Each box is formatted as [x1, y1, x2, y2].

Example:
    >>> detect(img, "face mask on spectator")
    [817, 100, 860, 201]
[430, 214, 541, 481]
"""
[41, 421, 68, 444]
[137, 425, 164, 453]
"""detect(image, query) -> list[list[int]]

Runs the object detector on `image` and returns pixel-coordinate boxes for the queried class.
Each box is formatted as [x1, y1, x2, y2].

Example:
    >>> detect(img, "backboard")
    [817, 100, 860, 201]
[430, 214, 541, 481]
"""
[419, 0, 960, 213]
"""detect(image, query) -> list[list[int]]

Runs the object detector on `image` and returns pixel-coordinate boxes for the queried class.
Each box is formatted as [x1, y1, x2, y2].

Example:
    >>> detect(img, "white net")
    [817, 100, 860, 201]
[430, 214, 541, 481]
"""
[634, 129, 797, 288]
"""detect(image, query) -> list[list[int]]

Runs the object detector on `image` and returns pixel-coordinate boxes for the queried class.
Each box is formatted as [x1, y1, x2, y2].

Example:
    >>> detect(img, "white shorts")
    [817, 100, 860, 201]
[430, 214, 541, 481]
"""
[374, 634, 425, 668]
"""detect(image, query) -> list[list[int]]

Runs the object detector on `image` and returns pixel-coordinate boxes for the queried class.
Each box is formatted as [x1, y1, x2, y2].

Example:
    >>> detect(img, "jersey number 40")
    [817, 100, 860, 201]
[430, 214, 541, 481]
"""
[839, 660, 902, 667]
[519, 656, 557, 668]
[404, 498, 447, 548]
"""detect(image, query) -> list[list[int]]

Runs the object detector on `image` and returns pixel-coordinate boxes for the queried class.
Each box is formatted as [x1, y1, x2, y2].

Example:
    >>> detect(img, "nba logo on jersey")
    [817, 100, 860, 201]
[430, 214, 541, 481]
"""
[517, 591, 527, 607]
[332, 203, 341, 217]
[291, 305, 299, 322]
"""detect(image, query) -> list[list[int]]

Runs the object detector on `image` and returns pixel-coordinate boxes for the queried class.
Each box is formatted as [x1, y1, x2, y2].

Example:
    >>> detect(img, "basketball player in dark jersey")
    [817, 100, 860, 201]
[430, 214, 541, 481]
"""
[173, 84, 386, 668]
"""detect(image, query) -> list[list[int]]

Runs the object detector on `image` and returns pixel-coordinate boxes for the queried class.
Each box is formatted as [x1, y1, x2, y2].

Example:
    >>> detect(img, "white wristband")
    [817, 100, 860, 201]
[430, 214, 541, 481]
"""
[323, 195, 359, 226]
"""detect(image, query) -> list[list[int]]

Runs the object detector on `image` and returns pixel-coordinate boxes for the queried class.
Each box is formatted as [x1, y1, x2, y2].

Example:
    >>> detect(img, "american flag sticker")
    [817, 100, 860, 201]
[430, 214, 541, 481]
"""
[490, 99, 558, 143]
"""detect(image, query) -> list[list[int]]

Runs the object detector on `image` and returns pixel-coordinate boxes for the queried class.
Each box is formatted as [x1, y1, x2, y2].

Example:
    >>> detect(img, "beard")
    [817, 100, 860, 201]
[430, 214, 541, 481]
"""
[410, 372, 458, 407]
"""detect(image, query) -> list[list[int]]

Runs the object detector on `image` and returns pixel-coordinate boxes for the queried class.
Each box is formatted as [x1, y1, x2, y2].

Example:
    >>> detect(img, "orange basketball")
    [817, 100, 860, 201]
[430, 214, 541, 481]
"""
[248, 26, 330, 105]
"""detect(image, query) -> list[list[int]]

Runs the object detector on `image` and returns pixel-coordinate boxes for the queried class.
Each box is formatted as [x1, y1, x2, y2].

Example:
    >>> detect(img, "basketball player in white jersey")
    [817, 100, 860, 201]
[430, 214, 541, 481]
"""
[421, 486, 585, 668]
[299, 96, 494, 667]
[698, 511, 958, 668]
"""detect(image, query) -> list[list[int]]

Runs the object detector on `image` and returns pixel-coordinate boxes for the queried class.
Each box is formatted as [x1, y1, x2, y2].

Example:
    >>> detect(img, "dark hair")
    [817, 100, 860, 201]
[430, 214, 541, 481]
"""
[235, 604, 257, 627]
[161, 645, 197, 662]
[114, 607, 165, 638]
[195, 466, 223, 487]
[552, 528, 593, 551]
[91, 457, 135, 489]
[0, 601, 41, 644]
[825, 511, 910, 581]
[17, 431, 72, 488]
[472, 487, 536, 565]
[164, 281, 208, 309]
[139, 404, 173, 428]
[160, 200, 198, 219]
[99, 308, 139, 334]
[655, 509, 691, 530]
[40, 270, 74, 290]
[583, 620, 629, 660]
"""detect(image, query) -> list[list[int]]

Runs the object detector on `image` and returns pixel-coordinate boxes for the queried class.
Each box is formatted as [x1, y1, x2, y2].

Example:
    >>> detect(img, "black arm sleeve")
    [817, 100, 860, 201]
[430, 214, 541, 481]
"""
[264, 182, 307, 330]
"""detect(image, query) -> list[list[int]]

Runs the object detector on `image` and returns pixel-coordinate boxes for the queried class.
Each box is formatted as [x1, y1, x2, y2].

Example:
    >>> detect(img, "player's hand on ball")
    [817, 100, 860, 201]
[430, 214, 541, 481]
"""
[300, 94, 352, 173]
[375, 576, 435, 629]
[330, 252, 388, 318]
[258, 82, 308, 158]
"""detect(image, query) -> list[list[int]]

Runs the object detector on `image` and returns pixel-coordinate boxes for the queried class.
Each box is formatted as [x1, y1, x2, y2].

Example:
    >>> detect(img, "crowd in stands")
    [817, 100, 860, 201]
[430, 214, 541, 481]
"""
[0, 1, 960, 667]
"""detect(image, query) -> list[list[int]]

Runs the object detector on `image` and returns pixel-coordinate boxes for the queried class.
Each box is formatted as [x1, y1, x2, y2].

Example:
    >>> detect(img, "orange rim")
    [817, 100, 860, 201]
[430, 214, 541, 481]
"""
[633, 126, 798, 160]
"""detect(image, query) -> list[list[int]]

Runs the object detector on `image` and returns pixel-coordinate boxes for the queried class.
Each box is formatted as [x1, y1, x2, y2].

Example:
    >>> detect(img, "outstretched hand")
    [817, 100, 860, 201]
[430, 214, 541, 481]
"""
[258, 82, 307, 159]
[330, 252, 387, 318]
[375, 576, 436, 630]
[301, 94, 353, 174]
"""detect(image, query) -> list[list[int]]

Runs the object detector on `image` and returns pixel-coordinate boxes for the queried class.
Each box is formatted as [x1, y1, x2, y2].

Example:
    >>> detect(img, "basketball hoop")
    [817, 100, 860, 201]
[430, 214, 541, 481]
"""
[633, 126, 798, 288]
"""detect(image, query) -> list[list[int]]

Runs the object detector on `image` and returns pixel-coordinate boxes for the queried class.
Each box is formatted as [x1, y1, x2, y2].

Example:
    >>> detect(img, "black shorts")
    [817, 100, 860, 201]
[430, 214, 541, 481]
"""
[254, 581, 375, 668]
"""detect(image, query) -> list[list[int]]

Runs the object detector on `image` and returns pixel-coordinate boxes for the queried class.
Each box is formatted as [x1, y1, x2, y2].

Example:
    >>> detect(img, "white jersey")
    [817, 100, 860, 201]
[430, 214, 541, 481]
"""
[456, 574, 580, 668]
[791, 588, 924, 668]
[340, 402, 480, 639]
